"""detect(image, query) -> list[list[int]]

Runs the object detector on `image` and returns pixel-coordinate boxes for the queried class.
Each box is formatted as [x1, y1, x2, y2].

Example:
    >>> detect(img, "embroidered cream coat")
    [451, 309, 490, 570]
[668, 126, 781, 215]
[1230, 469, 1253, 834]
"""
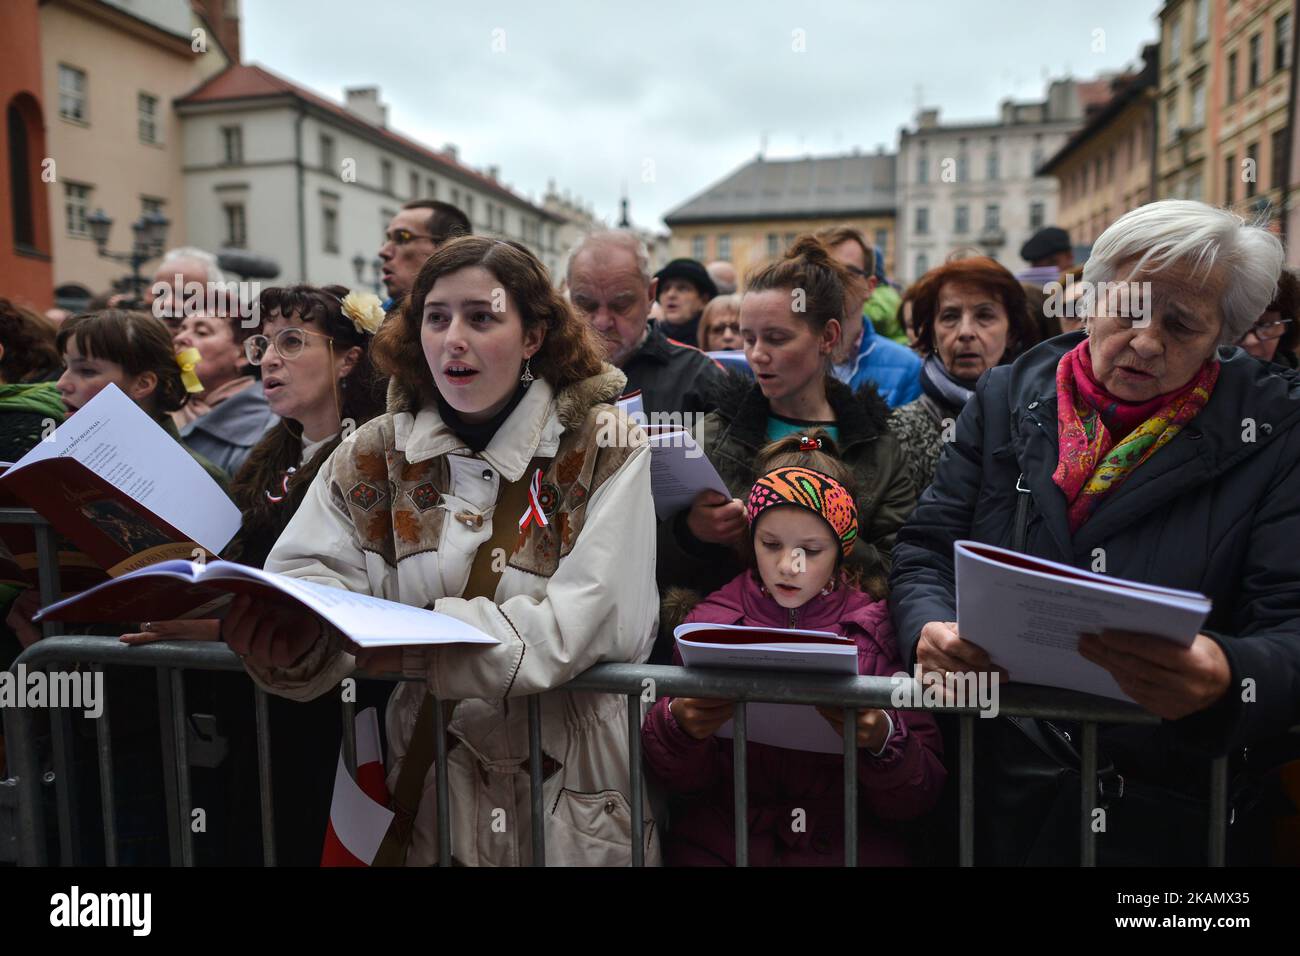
[244, 366, 661, 866]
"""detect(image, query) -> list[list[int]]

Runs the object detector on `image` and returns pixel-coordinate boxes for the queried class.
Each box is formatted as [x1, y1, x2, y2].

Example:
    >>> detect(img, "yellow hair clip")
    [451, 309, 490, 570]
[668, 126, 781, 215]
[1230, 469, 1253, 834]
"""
[176, 347, 205, 393]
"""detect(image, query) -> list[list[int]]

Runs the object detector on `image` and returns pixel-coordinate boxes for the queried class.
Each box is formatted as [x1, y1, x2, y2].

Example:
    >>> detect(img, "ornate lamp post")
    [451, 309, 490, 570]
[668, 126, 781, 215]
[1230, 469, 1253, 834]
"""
[86, 208, 170, 303]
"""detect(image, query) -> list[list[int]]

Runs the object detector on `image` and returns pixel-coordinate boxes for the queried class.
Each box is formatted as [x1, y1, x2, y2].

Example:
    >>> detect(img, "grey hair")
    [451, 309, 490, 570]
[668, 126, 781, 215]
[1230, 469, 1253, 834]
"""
[1081, 200, 1283, 344]
[565, 230, 651, 286]
[159, 246, 227, 285]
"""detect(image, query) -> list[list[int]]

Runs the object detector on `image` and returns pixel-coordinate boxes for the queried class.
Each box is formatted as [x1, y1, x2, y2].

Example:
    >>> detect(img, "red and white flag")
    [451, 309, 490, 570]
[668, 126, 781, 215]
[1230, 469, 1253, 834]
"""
[321, 706, 393, 867]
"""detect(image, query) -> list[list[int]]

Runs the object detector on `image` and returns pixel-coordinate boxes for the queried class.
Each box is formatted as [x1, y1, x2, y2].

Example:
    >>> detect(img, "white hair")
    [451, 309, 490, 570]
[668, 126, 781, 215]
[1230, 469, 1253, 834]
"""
[565, 230, 651, 286]
[1082, 200, 1283, 344]
[159, 246, 226, 285]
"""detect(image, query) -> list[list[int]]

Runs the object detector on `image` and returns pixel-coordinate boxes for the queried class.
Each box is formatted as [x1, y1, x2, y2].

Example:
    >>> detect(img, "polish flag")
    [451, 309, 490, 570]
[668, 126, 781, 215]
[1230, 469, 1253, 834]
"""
[321, 706, 394, 867]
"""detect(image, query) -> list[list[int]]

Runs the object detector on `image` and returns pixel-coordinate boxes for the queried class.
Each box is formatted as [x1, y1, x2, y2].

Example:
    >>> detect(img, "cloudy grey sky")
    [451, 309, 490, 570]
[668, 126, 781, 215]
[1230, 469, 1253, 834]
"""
[244, 0, 1162, 232]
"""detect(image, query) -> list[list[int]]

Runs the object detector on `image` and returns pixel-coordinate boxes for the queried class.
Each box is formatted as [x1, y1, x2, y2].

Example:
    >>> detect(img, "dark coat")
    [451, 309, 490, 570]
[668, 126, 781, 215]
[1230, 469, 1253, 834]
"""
[621, 321, 725, 419]
[654, 375, 916, 660]
[890, 332, 1300, 861]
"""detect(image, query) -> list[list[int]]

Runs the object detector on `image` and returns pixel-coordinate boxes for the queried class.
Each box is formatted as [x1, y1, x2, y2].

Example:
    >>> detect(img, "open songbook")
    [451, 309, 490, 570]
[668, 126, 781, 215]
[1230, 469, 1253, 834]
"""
[954, 540, 1212, 701]
[35, 559, 499, 651]
[674, 622, 859, 754]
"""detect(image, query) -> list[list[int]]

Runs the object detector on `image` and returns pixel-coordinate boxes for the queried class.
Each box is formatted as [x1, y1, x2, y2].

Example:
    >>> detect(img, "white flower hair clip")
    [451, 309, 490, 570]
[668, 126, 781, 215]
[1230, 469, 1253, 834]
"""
[339, 291, 385, 336]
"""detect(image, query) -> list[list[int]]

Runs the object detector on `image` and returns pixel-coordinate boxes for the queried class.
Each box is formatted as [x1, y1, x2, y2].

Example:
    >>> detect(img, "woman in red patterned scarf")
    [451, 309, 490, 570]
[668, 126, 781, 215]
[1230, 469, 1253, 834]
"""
[890, 199, 1300, 865]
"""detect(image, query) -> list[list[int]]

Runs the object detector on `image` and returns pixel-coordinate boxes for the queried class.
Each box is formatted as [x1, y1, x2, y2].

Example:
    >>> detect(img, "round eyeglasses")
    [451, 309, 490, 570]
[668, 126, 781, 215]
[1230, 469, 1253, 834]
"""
[243, 327, 333, 365]
[1240, 318, 1292, 343]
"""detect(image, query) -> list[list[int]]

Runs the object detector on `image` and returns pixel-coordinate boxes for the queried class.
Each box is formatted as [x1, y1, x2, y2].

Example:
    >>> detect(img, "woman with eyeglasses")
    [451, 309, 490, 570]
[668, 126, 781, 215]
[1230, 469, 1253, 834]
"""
[1238, 268, 1298, 369]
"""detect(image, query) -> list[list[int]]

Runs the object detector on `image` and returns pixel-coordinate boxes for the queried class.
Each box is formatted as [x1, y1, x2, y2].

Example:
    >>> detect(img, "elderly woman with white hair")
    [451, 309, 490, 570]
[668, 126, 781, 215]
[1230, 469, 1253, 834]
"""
[890, 200, 1300, 865]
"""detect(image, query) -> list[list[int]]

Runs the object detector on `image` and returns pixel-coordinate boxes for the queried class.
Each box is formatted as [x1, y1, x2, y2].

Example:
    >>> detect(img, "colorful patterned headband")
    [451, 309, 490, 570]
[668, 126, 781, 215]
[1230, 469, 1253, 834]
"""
[746, 465, 858, 558]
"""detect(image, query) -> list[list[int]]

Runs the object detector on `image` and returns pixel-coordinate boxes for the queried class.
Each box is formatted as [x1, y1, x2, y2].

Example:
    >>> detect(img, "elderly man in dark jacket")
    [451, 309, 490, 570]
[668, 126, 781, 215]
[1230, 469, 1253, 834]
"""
[890, 200, 1300, 865]
[567, 231, 724, 419]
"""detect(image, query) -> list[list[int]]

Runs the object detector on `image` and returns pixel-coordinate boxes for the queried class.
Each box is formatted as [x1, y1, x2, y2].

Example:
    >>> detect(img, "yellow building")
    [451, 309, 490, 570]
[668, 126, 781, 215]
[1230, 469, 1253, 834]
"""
[1217, 0, 1292, 222]
[1157, 0, 1217, 201]
[663, 152, 896, 283]
[1041, 46, 1160, 247]
[40, 0, 229, 303]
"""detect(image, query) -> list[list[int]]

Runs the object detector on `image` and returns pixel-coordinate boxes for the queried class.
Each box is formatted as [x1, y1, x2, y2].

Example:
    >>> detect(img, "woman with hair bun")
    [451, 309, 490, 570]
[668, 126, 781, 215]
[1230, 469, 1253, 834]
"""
[656, 235, 916, 648]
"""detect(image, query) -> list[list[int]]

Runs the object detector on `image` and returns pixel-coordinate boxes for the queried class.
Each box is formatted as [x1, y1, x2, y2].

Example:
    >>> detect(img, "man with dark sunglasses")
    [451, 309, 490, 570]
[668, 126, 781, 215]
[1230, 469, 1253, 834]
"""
[377, 199, 471, 310]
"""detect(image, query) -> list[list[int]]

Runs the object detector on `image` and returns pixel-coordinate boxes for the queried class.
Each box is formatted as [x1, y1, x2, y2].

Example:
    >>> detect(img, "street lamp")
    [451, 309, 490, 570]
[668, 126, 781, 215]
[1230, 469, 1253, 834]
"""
[86, 208, 171, 303]
[352, 254, 383, 294]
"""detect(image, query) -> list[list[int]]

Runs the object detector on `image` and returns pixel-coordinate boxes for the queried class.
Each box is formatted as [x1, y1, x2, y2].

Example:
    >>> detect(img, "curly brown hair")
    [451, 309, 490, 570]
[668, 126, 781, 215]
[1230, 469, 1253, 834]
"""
[371, 236, 605, 405]
[0, 299, 61, 383]
[909, 256, 1038, 362]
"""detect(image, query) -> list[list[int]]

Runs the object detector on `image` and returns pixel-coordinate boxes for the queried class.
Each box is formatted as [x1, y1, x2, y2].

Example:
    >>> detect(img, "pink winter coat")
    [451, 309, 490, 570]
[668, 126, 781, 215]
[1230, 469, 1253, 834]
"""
[642, 571, 946, 866]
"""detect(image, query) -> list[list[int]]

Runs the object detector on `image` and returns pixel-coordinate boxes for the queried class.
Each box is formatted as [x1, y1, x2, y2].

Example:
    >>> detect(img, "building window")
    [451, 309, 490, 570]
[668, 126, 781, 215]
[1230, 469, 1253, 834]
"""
[914, 253, 929, 278]
[465, 194, 474, 224]
[874, 229, 887, 261]
[954, 204, 969, 234]
[426, 178, 437, 199]
[1249, 33, 1262, 89]
[1170, 18, 1182, 65]
[1246, 142, 1259, 198]
[319, 134, 335, 172]
[409, 170, 419, 199]
[767, 233, 779, 257]
[322, 205, 339, 254]
[957, 152, 969, 183]
[1030, 202, 1045, 230]
[380, 159, 394, 194]
[1165, 91, 1180, 142]
[1225, 153, 1235, 203]
[64, 182, 92, 237]
[1185, 172, 1202, 201]
[986, 150, 1000, 181]
[915, 207, 929, 235]
[985, 204, 1000, 231]
[1031, 148, 1044, 174]
[691, 236, 706, 259]
[1191, 80, 1205, 128]
[141, 196, 165, 219]
[138, 93, 159, 144]
[1272, 127, 1289, 190]
[1277, 13, 1292, 73]
[223, 202, 247, 248]
[450, 187, 460, 207]
[7, 103, 36, 248]
[221, 125, 243, 164]
[1227, 51, 1238, 103]
[916, 152, 928, 184]
[718, 234, 731, 260]
[58, 65, 87, 123]
[1195, 0, 1209, 43]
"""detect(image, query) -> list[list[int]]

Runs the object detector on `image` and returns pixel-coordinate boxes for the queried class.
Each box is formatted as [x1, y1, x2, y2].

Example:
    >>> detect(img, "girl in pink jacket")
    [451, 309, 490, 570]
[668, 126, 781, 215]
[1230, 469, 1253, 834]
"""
[642, 431, 946, 865]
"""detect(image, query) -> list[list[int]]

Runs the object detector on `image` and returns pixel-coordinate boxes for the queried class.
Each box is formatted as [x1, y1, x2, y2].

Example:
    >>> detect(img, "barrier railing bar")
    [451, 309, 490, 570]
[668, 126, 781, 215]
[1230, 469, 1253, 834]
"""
[732, 701, 747, 867]
[93, 665, 117, 866]
[32, 518, 63, 640]
[1208, 755, 1229, 867]
[50, 707, 78, 865]
[627, 694, 644, 868]
[253, 686, 276, 867]
[433, 695, 451, 866]
[1080, 721, 1097, 867]
[341, 696, 357, 781]
[527, 694, 544, 867]
[155, 668, 182, 866]
[843, 707, 857, 867]
[169, 668, 194, 867]
[2, 699, 46, 865]
[959, 716, 974, 867]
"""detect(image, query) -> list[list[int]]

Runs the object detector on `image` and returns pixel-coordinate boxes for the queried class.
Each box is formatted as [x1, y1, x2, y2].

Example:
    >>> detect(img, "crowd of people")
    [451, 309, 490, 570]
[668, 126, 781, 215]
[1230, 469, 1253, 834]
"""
[1, 195, 1298, 867]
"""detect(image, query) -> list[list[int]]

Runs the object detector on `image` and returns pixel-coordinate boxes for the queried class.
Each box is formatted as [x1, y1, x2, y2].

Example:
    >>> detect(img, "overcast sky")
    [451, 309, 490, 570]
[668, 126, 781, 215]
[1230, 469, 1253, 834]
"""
[244, 0, 1162, 232]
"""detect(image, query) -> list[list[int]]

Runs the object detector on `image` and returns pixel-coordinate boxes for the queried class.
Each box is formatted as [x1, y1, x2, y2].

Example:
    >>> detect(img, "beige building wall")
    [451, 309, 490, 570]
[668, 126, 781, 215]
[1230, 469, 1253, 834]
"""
[669, 214, 896, 288]
[41, 0, 226, 297]
[1054, 98, 1157, 246]
[1216, 0, 1292, 226]
[1157, 0, 1216, 201]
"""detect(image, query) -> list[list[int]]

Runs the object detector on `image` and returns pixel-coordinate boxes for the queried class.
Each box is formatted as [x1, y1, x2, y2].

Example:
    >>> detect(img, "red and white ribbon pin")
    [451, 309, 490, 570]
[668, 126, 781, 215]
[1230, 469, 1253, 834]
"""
[519, 467, 549, 532]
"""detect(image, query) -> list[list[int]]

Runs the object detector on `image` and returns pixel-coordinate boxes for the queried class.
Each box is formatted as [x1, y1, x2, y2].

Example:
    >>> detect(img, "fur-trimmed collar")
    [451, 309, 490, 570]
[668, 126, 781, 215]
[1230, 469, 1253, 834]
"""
[706, 372, 892, 453]
[385, 364, 627, 431]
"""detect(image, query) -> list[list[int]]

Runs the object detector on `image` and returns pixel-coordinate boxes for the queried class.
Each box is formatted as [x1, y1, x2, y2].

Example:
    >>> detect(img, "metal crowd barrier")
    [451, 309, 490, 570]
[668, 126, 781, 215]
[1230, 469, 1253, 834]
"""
[1, 634, 1244, 868]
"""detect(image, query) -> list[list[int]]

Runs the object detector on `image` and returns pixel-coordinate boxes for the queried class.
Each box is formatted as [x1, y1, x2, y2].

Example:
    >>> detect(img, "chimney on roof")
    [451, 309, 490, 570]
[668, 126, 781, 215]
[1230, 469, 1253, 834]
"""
[487, 164, 499, 181]
[344, 87, 387, 128]
[916, 108, 939, 130]
[193, 0, 243, 63]
[444, 143, 459, 162]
